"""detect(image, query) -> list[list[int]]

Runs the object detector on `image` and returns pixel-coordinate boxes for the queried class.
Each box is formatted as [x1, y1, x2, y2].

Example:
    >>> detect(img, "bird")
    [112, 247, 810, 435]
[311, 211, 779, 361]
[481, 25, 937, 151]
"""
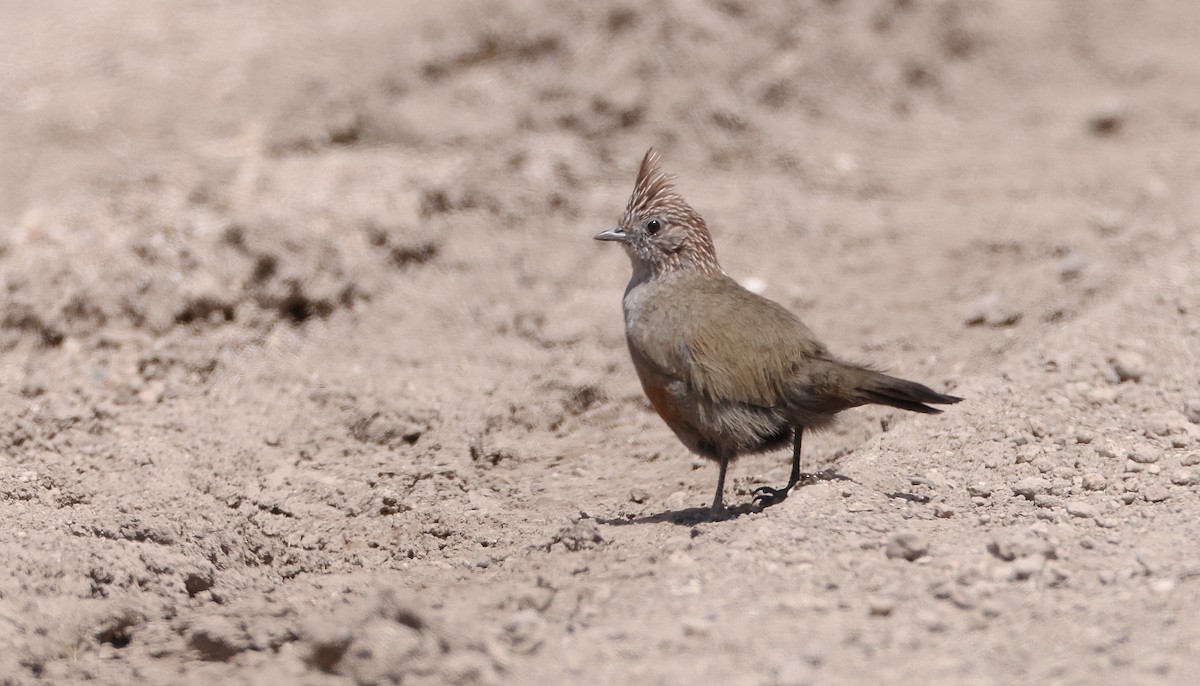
[595, 149, 962, 515]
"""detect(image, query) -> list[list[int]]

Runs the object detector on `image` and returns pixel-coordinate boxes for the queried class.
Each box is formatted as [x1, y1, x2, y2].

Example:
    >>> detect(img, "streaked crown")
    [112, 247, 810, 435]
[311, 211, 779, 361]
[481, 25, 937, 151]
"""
[618, 149, 721, 276]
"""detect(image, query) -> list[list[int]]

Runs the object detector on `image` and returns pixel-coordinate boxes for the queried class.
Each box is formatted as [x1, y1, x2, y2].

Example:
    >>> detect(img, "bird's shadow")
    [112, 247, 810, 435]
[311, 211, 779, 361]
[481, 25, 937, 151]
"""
[597, 470, 854, 527]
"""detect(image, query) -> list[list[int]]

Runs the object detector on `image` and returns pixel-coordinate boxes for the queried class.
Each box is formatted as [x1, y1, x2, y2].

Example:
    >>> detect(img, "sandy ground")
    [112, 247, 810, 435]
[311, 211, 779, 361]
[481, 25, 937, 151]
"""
[2, 1, 1200, 684]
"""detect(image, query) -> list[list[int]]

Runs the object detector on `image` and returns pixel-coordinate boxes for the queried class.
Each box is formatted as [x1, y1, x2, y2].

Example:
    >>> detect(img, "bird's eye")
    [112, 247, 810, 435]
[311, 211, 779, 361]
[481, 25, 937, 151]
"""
[646, 219, 661, 235]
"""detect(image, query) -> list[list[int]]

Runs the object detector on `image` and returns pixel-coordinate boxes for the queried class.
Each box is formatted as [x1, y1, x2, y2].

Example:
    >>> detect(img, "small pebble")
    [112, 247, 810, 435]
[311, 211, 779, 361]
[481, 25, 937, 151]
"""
[1015, 445, 1041, 464]
[1059, 251, 1086, 281]
[1181, 453, 1200, 467]
[1082, 473, 1107, 491]
[967, 484, 992, 498]
[1143, 485, 1170, 503]
[1045, 564, 1070, 588]
[1111, 351, 1147, 382]
[868, 597, 895, 617]
[933, 504, 955, 518]
[885, 532, 930, 562]
[1087, 99, 1125, 136]
[1012, 477, 1050, 500]
[1011, 556, 1045, 580]
[1152, 578, 1176, 594]
[1125, 460, 1144, 473]
[1066, 501, 1097, 518]
[1128, 445, 1160, 464]
[1031, 456, 1056, 473]
[681, 617, 712, 638]
[1170, 469, 1196, 486]
[629, 488, 649, 504]
[1033, 494, 1058, 509]
[1051, 465, 1076, 480]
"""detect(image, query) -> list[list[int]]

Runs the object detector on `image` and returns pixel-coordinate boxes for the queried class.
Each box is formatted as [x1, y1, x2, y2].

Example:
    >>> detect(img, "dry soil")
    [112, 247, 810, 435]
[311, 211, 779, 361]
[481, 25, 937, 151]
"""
[2, 1, 1200, 684]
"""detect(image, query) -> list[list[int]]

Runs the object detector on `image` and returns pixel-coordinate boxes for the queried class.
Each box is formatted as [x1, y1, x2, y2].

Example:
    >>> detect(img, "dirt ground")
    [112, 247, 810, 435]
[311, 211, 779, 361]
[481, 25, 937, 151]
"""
[2, 1, 1200, 684]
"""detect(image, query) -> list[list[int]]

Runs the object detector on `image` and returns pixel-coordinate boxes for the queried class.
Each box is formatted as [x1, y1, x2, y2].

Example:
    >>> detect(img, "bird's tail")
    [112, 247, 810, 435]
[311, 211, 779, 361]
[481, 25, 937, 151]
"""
[856, 370, 963, 414]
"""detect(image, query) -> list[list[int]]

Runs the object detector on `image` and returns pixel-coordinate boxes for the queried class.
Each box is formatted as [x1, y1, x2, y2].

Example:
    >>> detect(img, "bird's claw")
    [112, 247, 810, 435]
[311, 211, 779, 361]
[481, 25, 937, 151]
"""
[751, 485, 790, 508]
[752, 473, 822, 508]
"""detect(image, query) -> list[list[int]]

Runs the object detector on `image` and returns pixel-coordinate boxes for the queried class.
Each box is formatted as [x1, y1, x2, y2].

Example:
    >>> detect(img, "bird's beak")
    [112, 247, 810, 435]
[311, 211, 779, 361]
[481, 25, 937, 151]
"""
[594, 226, 629, 243]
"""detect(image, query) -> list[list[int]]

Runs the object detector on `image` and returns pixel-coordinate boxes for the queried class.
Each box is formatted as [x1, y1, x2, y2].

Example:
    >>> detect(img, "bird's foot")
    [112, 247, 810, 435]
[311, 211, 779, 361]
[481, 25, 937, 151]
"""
[751, 473, 821, 508]
[751, 485, 791, 508]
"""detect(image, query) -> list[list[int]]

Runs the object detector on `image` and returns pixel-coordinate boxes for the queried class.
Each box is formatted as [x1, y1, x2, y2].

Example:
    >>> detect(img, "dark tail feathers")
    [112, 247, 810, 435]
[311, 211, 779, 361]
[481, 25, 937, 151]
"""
[858, 372, 963, 414]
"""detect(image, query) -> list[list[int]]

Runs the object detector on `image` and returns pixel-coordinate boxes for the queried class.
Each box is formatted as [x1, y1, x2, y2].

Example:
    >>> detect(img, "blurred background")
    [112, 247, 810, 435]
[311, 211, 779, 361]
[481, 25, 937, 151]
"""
[1, 0, 1197, 356]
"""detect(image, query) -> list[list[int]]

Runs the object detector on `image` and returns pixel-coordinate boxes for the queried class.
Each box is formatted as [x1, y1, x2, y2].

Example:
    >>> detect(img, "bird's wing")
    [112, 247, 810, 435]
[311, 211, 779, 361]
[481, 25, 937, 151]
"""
[677, 277, 828, 409]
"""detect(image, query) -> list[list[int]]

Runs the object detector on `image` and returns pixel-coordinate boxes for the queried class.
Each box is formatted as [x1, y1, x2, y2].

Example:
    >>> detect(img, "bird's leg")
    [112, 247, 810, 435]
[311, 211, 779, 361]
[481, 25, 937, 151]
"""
[710, 453, 729, 515]
[753, 426, 815, 507]
[787, 425, 819, 486]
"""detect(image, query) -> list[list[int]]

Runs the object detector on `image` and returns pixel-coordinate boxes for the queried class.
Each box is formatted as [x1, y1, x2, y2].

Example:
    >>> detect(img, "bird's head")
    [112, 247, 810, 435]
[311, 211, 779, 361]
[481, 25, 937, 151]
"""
[595, 149, 721, 278]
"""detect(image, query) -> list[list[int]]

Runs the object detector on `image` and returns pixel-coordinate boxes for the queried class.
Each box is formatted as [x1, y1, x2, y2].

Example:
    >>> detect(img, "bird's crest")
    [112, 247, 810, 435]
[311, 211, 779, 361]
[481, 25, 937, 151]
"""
[618, 148, 721, 276]
[625, 148, 685, 218]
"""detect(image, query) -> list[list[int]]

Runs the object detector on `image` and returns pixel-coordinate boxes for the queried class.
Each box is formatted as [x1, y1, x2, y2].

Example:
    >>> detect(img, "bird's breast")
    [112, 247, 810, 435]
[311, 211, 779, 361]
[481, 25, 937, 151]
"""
[641, 377, 688, 429]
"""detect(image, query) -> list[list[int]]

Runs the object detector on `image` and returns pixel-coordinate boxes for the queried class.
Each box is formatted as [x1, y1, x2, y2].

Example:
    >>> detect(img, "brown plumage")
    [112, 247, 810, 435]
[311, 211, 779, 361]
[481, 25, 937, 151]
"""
[595, 149, 962, 514]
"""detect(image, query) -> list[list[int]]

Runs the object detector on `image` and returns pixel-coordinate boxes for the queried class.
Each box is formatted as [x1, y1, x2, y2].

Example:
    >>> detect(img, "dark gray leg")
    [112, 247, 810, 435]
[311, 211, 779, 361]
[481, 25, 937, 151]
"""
[787, 425, 806, 489]
[711, 453, 729, 514]
[753, 426, 812, 507]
